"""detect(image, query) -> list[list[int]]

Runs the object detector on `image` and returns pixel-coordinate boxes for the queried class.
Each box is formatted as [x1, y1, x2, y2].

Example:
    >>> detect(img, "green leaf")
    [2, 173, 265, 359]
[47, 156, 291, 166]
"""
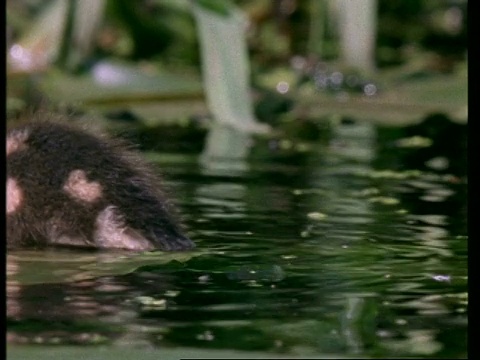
[194, 0, 234, 16]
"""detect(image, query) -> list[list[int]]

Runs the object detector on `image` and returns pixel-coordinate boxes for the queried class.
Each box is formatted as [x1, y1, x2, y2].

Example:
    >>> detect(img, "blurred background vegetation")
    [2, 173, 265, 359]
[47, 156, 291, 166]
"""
[6, 4, 468, 358]
[6, 0, 467, 155]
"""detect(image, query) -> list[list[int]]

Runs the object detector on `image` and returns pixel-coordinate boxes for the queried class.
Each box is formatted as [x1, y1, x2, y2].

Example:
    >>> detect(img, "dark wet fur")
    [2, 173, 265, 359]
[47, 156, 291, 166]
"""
[7, 116, 195, 251]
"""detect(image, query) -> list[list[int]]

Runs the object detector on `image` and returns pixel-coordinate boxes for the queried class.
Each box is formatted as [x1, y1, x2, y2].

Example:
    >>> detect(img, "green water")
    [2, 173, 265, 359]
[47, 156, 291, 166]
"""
[7, 120, 467, 359]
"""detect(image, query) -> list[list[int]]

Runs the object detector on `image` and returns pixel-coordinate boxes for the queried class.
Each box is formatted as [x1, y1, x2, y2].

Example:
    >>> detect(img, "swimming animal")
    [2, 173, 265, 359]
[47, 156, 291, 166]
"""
[6, 116, 194, 251]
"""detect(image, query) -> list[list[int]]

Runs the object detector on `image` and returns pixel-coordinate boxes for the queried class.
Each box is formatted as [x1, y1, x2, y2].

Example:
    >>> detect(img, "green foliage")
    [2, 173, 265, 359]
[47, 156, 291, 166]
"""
[194, 0, 235, 17]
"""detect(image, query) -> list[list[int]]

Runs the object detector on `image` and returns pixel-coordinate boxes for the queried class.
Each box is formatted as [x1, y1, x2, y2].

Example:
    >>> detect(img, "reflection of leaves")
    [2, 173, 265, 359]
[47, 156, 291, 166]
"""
[257, 319, 343, 353]
[226, 265, 286, 282]
[380, 330, 443, 356]
[8, 345, 350, 360]
[7, 249, 204, 285]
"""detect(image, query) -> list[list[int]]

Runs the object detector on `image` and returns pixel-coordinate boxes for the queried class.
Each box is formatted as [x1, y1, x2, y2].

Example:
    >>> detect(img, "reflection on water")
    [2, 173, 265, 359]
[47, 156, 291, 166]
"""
[7, 119, 467, 358]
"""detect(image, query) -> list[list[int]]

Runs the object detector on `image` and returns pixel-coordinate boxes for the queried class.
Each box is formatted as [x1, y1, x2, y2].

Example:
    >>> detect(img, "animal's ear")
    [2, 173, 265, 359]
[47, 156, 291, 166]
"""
[94, 206, 156, 251]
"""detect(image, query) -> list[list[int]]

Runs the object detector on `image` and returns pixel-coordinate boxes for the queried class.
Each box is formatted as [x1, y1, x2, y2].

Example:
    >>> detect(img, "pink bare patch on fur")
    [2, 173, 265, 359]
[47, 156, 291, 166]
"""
[94, 206, 154, 251]
[7, 178, 23, 214]
[7, 129, 29, 156]
[63, 169, 103, 203]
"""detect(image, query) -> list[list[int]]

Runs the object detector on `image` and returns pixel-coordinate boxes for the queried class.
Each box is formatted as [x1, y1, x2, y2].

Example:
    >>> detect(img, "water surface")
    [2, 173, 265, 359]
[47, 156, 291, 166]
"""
[7, 120, 468, 359]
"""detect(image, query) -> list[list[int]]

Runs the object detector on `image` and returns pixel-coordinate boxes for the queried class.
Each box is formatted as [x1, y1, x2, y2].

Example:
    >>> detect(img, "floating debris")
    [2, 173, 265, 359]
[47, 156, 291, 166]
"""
[307, 212, 328, 220]
[395, 136, 433, 148]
